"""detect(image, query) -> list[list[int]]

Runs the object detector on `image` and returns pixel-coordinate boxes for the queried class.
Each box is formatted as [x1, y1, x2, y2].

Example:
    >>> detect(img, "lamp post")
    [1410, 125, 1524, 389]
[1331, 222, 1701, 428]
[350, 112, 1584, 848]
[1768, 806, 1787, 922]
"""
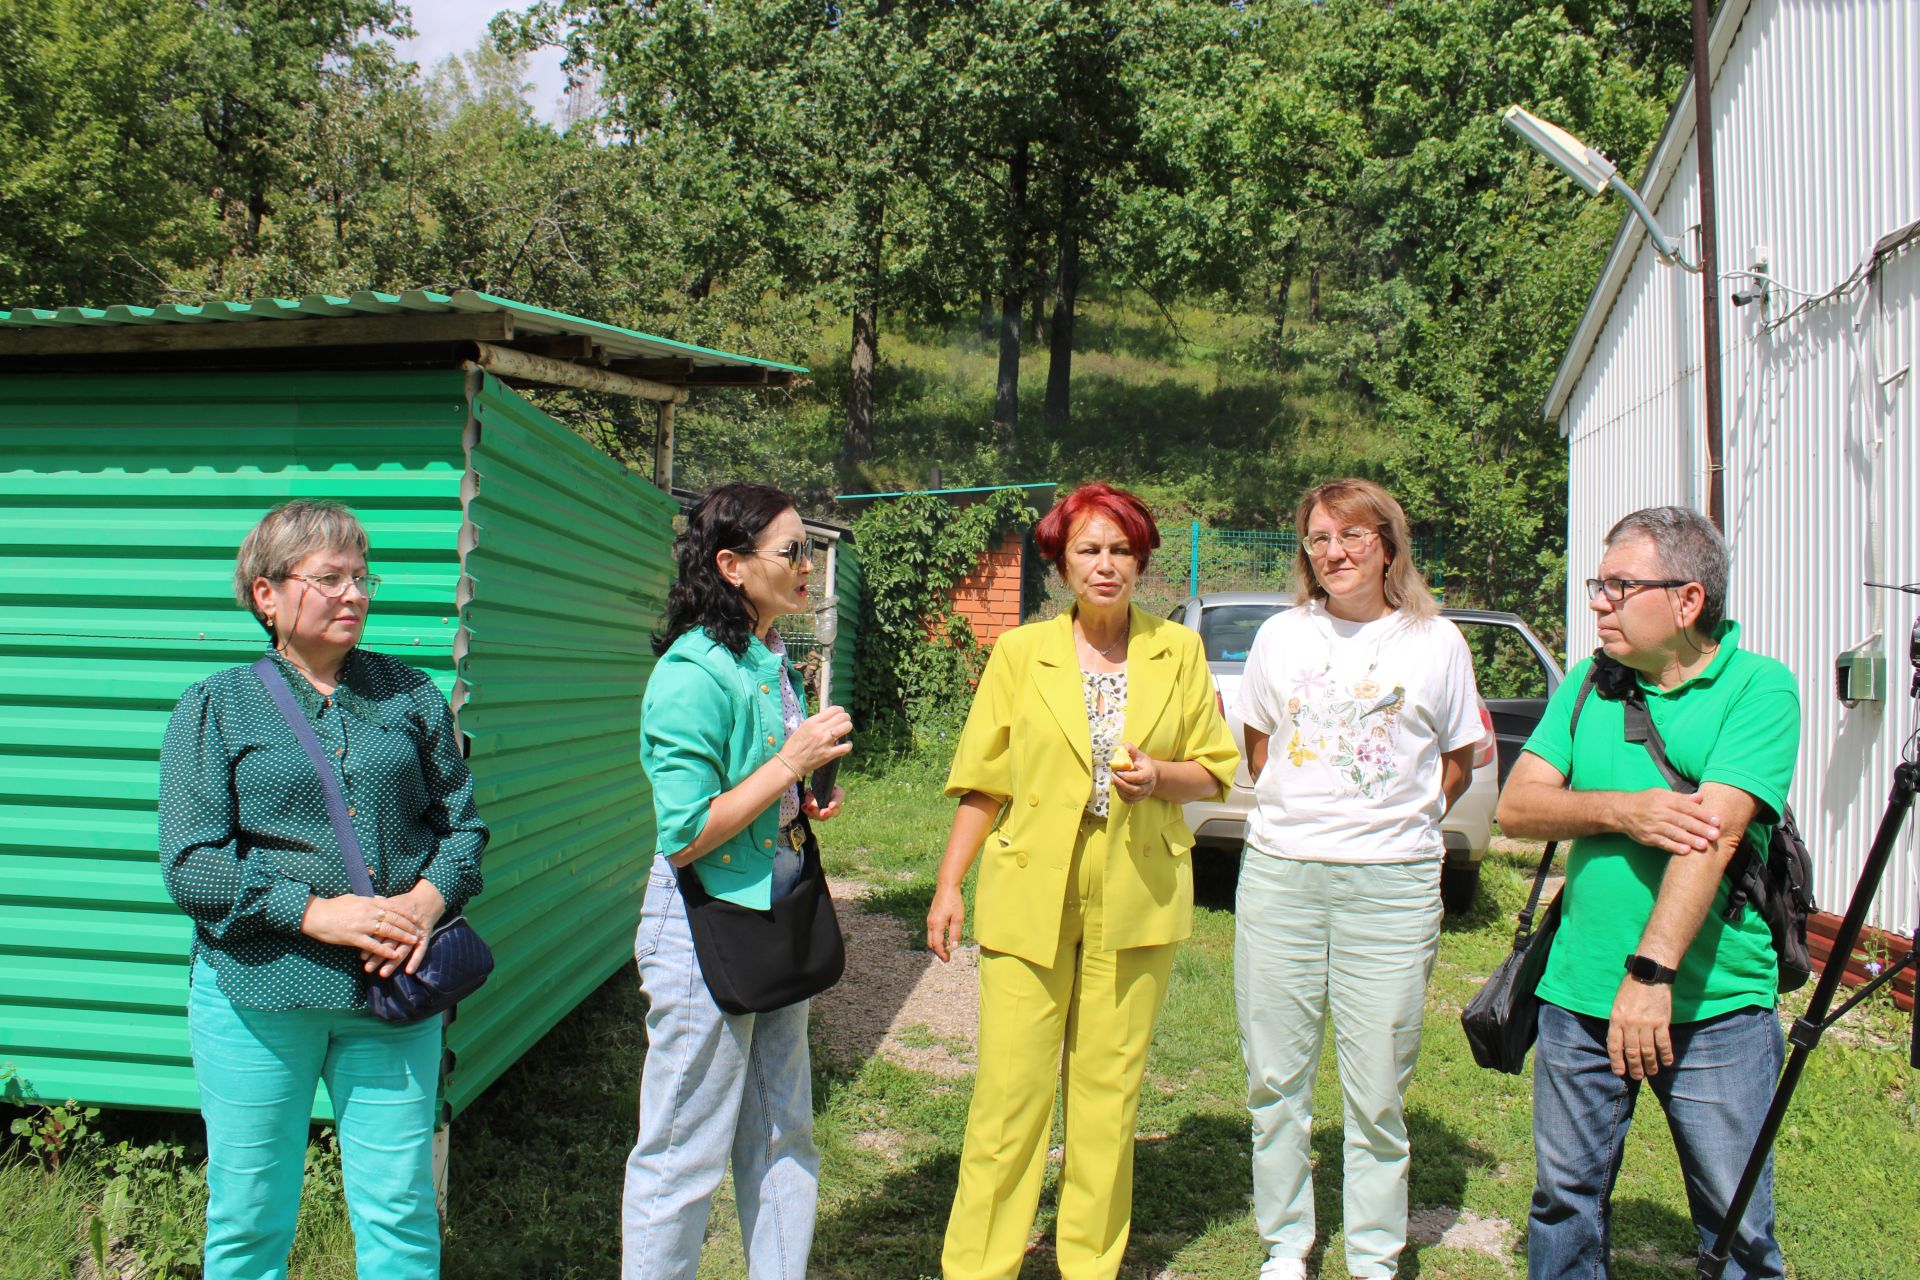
[1503, 104, 1726, 529]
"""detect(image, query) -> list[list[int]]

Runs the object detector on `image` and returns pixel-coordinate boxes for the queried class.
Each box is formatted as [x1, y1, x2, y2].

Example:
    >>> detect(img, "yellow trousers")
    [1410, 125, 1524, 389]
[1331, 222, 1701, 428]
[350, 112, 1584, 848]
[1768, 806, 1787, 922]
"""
[941, 818, 1178, 1280]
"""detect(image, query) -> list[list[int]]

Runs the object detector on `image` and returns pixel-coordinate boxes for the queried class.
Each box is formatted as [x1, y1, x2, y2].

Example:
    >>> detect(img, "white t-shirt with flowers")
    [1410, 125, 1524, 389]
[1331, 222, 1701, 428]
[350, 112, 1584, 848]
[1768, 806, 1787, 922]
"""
[1235, 601, 1481, 863]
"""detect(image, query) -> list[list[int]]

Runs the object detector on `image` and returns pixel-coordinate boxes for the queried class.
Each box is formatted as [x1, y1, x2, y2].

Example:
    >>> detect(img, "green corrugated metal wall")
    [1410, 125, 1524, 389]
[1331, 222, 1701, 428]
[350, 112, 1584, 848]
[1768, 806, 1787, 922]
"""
[0, 367, 675, 1120]
[832, 544, 862, 714]
[0, 371, 470, 1116]
[440, 372, 670, 1113]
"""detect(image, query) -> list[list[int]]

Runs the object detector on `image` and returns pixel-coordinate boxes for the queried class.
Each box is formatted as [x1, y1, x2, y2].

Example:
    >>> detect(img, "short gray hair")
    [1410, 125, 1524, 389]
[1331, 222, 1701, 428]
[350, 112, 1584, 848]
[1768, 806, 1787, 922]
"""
[1604, 506, 1728, 632]
[234, 500, 370, 624]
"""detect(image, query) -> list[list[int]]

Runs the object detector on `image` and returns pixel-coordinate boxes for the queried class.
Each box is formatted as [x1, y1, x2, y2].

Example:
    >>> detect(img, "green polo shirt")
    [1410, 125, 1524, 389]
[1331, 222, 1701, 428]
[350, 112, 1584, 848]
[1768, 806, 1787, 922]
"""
[1521, 622, 1800, 1021]
[640, 628, 807, 908]
[158, 648, 488, 1011]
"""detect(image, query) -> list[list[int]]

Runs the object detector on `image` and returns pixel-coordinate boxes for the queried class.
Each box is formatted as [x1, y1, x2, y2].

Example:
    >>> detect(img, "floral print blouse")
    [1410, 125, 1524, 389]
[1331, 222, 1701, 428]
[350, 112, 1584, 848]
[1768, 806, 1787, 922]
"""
[1082, 667, 1128, 817]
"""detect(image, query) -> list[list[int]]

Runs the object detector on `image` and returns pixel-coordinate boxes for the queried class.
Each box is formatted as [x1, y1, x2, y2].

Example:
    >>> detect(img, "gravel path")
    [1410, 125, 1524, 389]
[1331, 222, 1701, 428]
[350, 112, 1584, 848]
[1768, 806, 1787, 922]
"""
[811, 877, 981, 1078]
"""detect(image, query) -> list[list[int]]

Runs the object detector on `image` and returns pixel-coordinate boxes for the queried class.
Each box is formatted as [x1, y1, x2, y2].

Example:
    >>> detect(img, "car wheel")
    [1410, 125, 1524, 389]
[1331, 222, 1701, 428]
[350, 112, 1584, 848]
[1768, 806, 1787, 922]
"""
[1440, 862, 1480, 915]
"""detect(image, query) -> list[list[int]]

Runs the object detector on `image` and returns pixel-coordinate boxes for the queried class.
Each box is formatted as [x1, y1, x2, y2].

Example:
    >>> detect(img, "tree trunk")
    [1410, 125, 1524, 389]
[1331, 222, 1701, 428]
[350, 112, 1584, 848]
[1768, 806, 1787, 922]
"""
[1043, 191, 1079, 430]
[845, 297, 878, 469]
[843, 215, 882, 470]
[1029, 290, 1046, 351]
[1308, 266, 1321, 323]
[993, 142, 1028, 450]
[978, 286, 995, 344]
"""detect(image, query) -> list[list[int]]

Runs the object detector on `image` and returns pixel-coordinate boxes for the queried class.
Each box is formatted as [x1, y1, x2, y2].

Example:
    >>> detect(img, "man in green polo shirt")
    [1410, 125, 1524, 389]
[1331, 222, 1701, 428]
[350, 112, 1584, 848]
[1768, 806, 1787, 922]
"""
[1498, 506, 1799, 1280]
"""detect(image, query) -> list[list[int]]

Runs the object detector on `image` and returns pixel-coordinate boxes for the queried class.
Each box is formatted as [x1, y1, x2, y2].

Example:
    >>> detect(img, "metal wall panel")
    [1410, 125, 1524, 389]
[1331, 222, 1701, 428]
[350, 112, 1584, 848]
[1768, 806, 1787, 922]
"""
[439, 371, 677, 1114]
[0, 371, 470, 1113]
[832, 542, 863, 718]
[1557, 0, 1919, 933]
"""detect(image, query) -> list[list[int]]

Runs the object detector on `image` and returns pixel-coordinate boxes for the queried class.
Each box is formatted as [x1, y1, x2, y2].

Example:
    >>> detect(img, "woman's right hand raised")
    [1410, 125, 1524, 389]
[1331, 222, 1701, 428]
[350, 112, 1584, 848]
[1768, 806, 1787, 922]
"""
[926, 883, 966, 964]
[300, 893, 426, 963]
[779, 705, 853, 774]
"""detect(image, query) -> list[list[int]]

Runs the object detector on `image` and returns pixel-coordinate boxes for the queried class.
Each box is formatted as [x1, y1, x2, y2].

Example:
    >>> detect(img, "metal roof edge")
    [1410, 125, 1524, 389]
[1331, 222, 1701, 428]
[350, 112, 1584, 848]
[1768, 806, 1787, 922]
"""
[456, 291, 808, 374]
[1541, 0, 1756, 427]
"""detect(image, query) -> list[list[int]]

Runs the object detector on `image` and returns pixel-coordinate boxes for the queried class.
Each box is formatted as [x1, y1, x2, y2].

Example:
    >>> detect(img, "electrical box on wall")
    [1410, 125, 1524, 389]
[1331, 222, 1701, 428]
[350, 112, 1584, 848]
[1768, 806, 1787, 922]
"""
[1835, 640, 1885, 707]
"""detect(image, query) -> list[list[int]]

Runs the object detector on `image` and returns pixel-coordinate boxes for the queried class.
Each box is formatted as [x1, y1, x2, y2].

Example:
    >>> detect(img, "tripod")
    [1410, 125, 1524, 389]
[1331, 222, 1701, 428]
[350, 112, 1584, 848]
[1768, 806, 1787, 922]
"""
[1698, 590, 1920, 1280]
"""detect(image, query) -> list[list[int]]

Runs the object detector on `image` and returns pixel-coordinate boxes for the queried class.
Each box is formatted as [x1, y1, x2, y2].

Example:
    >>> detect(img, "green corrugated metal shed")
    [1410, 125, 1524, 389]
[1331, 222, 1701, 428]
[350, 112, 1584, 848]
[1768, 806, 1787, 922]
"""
[0, 297, 832, 1122]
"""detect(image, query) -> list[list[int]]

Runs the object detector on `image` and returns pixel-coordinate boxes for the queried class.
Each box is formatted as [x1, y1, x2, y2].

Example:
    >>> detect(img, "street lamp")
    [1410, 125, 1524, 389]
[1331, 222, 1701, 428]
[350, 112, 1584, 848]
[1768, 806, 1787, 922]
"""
[1502, 105, 1700, 272]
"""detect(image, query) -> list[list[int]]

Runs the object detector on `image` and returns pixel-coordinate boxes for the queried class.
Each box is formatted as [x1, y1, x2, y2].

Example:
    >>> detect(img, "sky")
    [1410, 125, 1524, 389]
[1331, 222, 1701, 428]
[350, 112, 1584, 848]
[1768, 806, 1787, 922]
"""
[389, 0, 572, 122]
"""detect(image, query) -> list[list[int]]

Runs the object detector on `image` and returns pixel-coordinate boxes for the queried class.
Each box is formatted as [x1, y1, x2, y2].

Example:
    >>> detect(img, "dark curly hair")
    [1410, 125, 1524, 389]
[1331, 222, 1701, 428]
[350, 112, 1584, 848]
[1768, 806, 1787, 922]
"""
[653, 482, 797, 657]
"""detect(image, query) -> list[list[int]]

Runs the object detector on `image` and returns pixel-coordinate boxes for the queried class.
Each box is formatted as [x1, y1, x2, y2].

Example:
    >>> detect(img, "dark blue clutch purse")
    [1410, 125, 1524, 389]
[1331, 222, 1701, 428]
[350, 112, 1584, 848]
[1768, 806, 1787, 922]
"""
[365, 914, 494, 1022]
[255, 657, 494, 1023]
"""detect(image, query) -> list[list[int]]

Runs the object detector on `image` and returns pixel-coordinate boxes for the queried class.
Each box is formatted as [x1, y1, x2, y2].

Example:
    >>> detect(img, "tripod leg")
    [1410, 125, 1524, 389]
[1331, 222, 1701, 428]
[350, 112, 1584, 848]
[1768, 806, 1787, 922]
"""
[1697, 762, 1918, 1280]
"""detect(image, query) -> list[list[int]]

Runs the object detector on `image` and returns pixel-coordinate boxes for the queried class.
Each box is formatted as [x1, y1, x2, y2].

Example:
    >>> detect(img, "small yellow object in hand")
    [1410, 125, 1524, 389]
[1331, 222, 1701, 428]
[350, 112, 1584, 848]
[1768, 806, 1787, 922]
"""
[1110, 748, 1133, 772]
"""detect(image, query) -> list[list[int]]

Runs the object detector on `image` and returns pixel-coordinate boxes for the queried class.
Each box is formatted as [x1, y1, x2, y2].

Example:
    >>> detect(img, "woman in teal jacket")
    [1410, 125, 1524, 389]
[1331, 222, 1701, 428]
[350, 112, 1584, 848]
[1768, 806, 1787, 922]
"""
[622, 482, 851, 1280]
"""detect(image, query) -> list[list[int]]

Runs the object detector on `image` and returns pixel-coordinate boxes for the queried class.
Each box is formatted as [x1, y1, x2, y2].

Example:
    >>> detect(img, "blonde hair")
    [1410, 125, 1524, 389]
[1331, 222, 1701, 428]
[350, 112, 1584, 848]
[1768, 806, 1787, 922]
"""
[233, 500, 370, 629]
[1291, 478, 1439, 621]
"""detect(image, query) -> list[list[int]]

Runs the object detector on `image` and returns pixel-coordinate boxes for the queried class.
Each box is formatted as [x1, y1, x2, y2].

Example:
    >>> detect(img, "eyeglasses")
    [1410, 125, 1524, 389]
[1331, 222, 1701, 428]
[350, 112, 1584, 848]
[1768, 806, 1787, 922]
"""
[1303, 526, 1382, 559]
[285, 572, 382, 599]
[1584, 577, 1688, 604]
[742, 540, 811, 569]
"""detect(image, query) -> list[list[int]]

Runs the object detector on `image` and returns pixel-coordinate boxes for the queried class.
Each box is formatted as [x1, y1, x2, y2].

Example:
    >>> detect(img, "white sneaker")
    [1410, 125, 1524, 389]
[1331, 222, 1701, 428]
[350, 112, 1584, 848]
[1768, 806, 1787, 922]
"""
[1259, 1258, 1307, 1280]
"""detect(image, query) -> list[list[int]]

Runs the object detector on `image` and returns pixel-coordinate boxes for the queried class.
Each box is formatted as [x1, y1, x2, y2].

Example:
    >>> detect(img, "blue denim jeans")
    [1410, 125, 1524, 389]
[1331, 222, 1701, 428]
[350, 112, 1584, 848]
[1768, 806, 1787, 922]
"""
[1528, 1001, 1785, 1280]
[621, 853, 816, 1280]
[187, 960, 442, 1280]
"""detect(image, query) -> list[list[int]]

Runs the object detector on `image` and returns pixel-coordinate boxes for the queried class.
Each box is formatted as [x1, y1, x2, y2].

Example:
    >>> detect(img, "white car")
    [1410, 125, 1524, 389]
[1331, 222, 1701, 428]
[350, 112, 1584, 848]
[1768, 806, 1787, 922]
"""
[1171, 593, 1563, 913]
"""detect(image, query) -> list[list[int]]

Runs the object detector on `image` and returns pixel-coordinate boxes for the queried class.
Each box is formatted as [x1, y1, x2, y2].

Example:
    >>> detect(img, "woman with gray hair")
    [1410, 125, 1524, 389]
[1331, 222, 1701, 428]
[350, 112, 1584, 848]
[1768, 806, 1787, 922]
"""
[158, 498, 487, 1279]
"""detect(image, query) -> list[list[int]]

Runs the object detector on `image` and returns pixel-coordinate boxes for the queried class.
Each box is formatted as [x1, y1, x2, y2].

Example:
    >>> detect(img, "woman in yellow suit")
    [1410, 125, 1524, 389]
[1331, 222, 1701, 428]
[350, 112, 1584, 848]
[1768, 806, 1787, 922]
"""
[927, 482, 1239, 1280]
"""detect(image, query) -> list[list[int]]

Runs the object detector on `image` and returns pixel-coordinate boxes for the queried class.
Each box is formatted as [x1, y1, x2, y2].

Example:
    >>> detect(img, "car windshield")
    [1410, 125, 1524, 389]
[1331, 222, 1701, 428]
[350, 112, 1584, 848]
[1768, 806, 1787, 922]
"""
[1199, 603, 1288, 662]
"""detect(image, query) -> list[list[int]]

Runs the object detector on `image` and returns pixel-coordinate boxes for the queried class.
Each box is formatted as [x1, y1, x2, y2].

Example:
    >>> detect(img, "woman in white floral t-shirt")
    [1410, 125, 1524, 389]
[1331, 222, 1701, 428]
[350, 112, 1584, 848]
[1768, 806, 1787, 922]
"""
[1233, 478, 1483, 1280]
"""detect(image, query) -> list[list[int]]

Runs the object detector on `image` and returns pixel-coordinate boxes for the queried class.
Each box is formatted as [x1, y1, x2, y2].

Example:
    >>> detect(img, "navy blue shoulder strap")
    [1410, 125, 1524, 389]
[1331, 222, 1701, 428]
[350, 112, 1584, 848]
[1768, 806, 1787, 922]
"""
[252, 657, 377, 897]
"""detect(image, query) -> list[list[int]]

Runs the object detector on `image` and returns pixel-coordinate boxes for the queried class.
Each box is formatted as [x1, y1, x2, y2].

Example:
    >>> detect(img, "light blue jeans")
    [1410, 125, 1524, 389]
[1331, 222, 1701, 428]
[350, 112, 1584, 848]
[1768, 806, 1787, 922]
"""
[621, 850, 816, 1280]
[1235, 854, 1442, 1279]
[187, 959, 442, 1280]
[1529, 1001, 1785, 1280]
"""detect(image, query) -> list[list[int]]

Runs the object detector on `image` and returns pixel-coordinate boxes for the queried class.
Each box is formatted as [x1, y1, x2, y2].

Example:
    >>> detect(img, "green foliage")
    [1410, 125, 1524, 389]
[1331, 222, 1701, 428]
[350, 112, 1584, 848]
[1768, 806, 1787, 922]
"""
[850, 488, 1038, 757]
[8, 1100, 98, 1175]
[92, 1138, 207, 1278]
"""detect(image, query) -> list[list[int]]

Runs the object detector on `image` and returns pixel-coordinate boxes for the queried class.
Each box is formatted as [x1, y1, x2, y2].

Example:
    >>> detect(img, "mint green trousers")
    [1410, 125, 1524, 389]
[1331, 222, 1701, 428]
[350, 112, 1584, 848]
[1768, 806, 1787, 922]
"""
[188, 960, 442, 1280]
[1233, 854, 1442, 1280]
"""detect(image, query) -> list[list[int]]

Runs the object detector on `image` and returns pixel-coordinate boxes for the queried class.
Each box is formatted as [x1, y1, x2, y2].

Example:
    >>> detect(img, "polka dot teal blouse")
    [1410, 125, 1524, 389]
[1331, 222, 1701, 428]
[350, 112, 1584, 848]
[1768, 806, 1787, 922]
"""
[158, 648, 489, 1011]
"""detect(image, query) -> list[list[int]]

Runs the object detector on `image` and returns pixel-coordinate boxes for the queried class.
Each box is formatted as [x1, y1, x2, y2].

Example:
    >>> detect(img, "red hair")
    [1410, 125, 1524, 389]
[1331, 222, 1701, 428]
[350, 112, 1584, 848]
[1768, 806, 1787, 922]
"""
[1033, 482, 1160, 573]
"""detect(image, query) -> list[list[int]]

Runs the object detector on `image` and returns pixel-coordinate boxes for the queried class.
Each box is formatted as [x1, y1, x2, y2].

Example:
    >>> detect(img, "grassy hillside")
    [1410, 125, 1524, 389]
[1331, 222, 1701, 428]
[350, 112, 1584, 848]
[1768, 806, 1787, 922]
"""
[678, 289, 1394, 532]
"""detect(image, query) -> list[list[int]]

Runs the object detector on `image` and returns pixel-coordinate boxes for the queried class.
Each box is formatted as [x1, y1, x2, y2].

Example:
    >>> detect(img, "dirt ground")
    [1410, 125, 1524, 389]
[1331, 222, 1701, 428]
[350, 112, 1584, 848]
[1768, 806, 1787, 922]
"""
[811, 877, 981, 1078]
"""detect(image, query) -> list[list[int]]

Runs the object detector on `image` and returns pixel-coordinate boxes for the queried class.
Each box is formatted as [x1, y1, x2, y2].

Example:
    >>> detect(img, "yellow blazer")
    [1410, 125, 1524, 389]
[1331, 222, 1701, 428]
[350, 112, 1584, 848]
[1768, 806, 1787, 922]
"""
[945, 605, 1240, 965]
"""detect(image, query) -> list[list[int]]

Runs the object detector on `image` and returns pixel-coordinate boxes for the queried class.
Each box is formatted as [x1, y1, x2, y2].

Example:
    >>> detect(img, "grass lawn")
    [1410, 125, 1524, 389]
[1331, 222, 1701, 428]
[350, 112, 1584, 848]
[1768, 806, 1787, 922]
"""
[5, 753, 1917, 1278]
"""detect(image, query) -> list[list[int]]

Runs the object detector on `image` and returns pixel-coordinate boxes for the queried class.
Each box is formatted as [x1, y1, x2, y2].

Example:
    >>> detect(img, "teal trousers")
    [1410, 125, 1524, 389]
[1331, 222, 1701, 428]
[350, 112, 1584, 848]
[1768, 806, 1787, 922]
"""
[188, 960, 442, 1280]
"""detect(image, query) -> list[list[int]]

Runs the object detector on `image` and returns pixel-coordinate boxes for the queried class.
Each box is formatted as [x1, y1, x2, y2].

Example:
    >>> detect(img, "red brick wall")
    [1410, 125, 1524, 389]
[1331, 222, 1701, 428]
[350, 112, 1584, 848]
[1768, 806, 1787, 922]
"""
[947, 528, 1024, 645]
[1809, 913, 1915, 1013]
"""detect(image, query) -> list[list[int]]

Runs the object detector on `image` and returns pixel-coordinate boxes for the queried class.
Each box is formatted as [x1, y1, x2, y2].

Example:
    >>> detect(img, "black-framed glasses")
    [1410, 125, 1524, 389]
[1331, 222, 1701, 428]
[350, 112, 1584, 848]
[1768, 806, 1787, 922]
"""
[1303, 526, 1382, 559]
[1584, 577, 1688, 604]
[740, 539, 811, 569]
[285, 572, 382, 599]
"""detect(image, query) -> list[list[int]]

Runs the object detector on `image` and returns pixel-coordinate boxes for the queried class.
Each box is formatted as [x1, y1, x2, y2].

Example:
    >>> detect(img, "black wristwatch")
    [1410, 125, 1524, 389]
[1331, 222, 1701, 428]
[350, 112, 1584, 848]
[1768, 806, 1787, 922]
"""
[1624, 953, 1678, 985]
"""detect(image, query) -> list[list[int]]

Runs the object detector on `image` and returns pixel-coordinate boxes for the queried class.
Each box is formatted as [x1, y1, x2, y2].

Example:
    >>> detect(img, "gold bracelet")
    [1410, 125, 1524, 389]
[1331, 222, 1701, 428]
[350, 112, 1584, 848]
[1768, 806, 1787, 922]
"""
[772, 753, 801, 780]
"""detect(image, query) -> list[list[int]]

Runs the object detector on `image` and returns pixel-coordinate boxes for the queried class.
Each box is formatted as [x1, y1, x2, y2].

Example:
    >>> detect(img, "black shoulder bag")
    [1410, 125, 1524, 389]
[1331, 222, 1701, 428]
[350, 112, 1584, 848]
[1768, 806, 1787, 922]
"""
[254, 657, 494, 1023]
[1461, 838, 1562, 1074]
[674, 813, 846, 1015]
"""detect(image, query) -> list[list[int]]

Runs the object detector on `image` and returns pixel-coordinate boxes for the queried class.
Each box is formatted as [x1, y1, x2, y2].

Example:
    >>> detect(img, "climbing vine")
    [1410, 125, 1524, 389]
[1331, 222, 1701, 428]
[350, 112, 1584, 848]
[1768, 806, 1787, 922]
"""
[850, 488, 1038, 755]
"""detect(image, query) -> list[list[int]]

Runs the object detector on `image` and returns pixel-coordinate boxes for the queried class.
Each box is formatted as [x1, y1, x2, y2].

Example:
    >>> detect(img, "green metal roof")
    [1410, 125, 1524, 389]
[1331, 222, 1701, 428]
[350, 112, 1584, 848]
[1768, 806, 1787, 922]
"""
[0, 288, 807, 374]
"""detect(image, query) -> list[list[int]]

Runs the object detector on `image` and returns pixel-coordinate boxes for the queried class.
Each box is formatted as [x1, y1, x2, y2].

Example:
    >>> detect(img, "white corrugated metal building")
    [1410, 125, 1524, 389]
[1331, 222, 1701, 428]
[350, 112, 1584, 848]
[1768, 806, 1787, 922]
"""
[1545, 0, 1917, 937]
